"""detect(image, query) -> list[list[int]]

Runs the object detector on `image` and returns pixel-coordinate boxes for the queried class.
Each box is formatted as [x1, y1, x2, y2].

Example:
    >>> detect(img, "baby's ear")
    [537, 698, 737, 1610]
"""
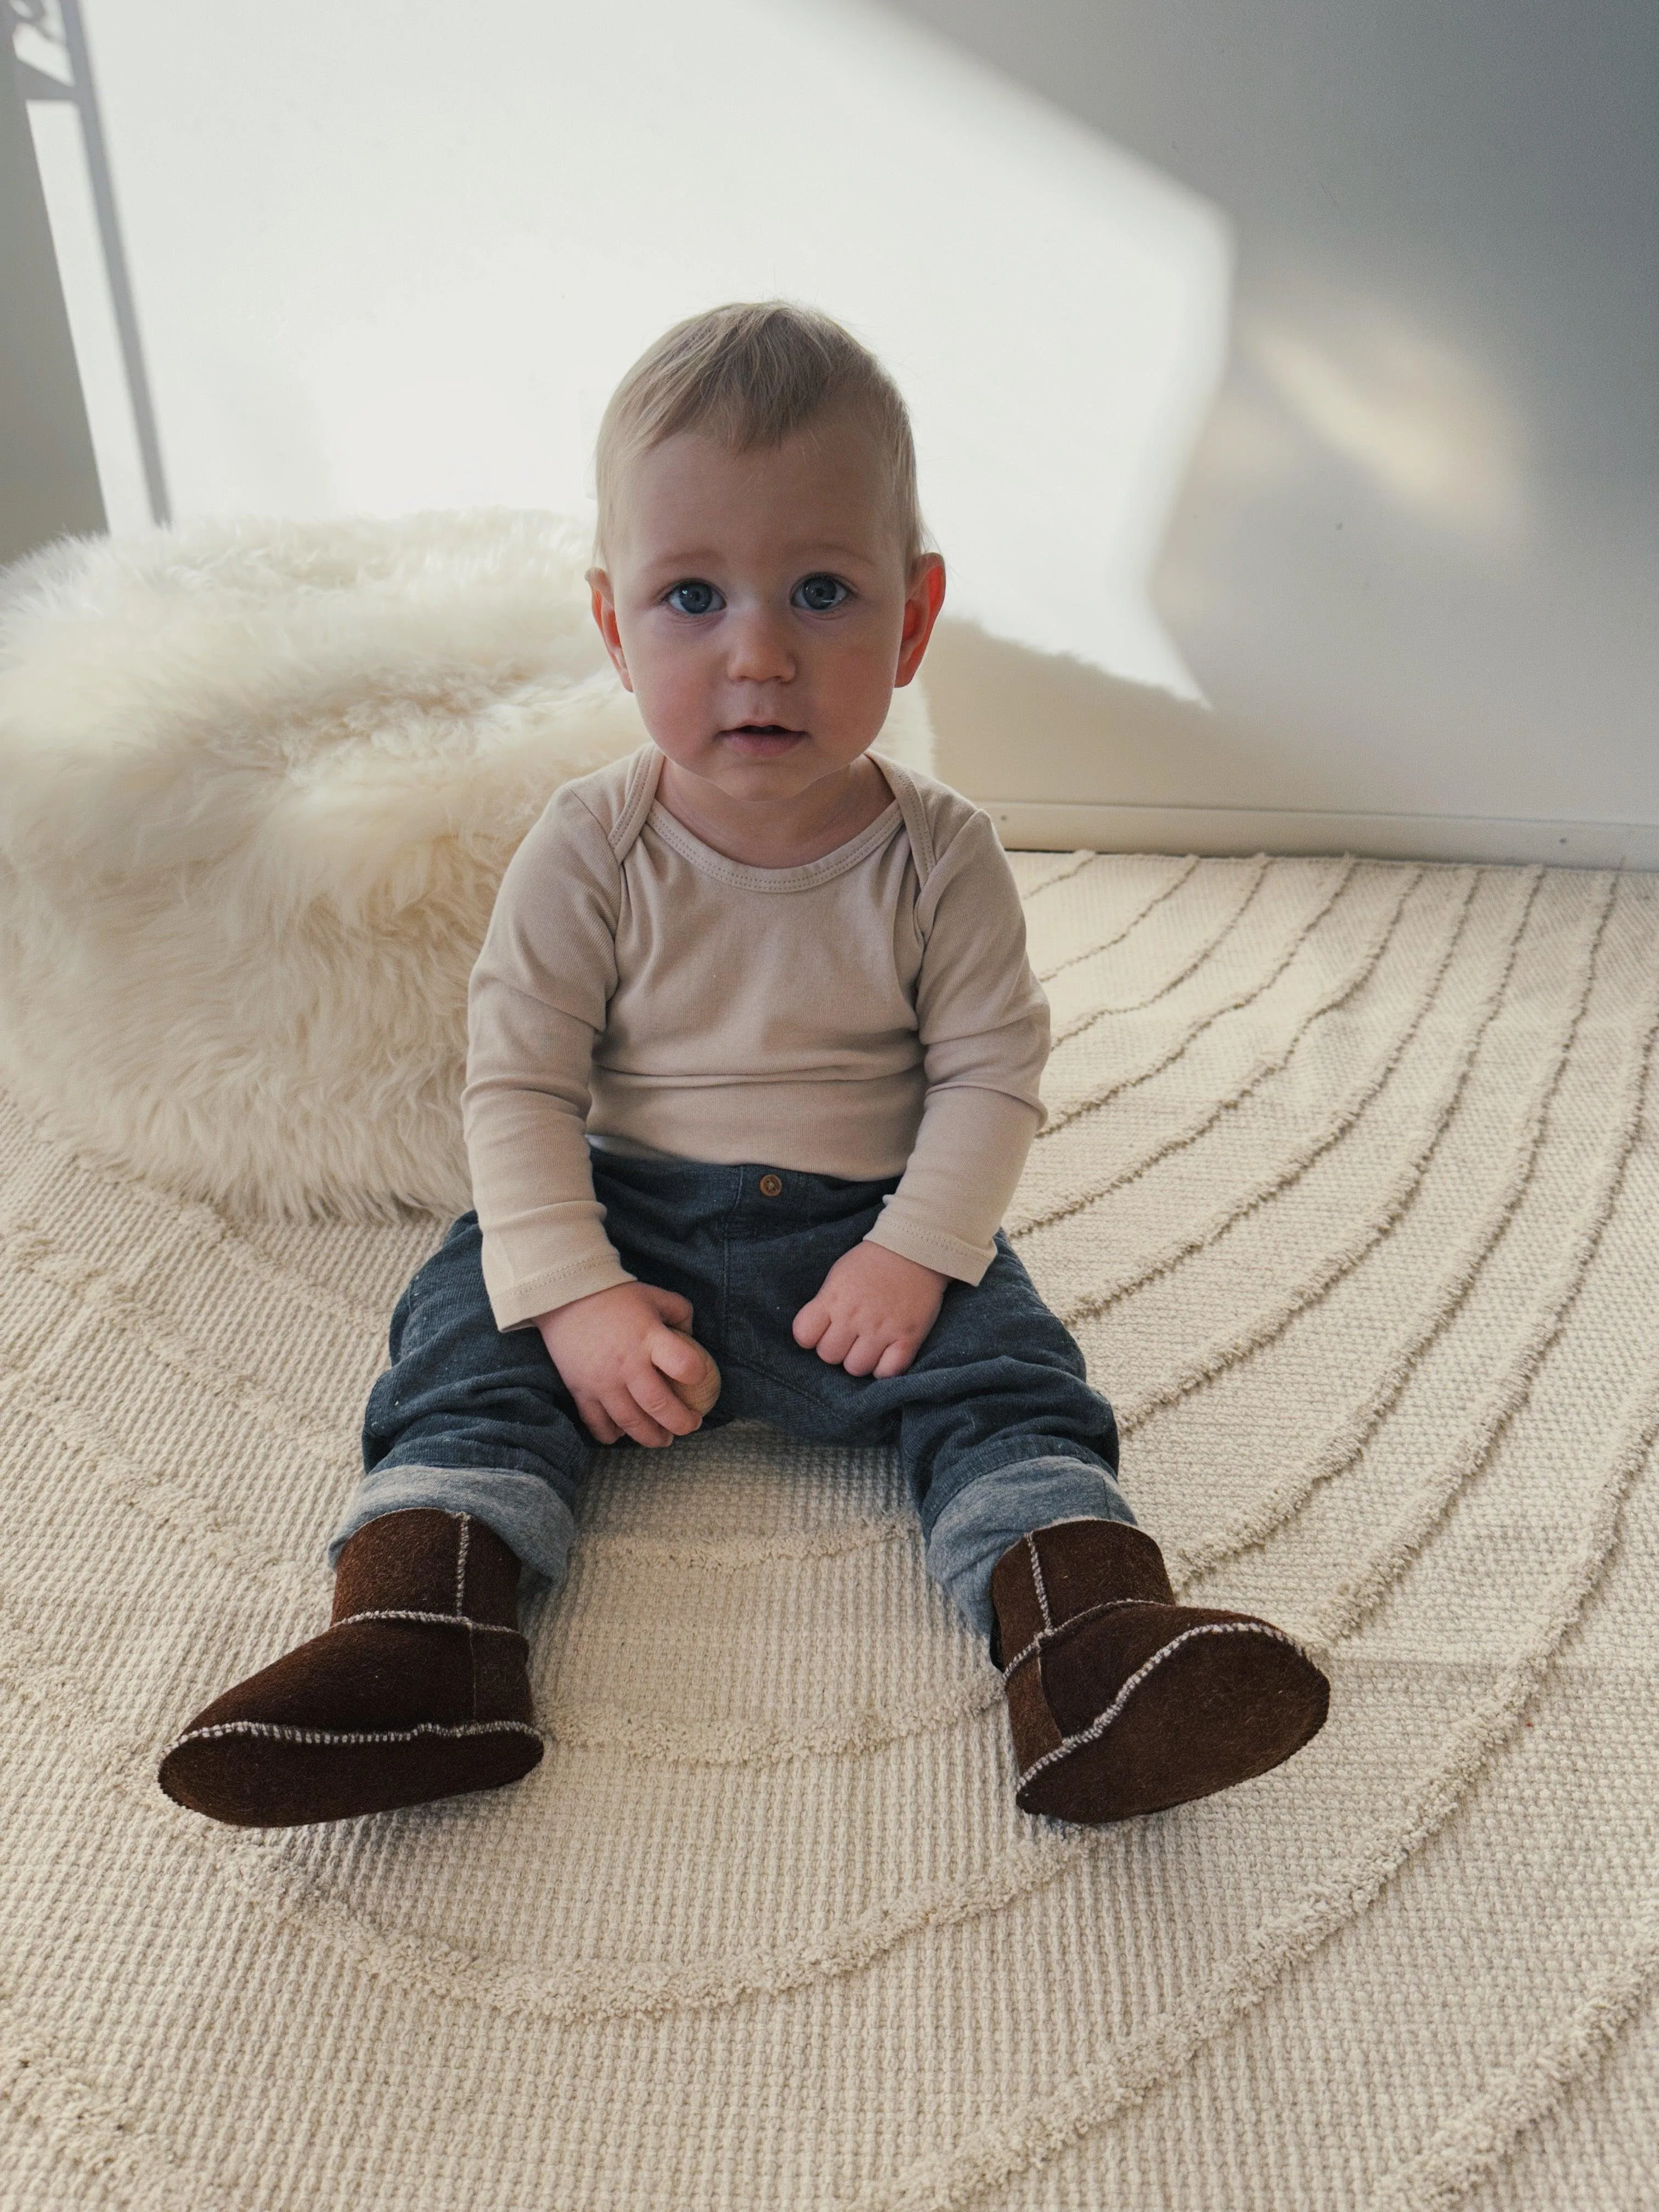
[587, 568, 633, 690]
[895, 553, 947, 686]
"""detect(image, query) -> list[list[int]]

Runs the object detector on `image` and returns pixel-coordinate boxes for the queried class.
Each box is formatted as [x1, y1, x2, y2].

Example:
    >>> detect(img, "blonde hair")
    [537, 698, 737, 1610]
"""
[594, 301, 926, 568]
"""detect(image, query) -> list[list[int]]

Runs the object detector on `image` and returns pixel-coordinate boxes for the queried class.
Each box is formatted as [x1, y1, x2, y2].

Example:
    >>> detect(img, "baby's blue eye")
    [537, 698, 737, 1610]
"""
[667, 580, 723, 616]
[793, 574, 850, 613]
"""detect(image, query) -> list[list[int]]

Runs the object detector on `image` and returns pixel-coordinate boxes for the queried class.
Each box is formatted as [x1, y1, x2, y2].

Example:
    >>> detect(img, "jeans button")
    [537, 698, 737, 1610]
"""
[758, 1172, 783, 1198]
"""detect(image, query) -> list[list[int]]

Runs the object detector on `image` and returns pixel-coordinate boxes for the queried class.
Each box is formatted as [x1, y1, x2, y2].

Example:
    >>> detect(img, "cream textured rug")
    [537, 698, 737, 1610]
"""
[4, 852, 1658, 2211]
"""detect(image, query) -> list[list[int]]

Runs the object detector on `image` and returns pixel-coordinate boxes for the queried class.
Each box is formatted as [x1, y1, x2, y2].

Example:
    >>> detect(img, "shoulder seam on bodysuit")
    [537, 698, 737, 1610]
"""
[871, 754, 936, 882]
[608, 746, 665, 865]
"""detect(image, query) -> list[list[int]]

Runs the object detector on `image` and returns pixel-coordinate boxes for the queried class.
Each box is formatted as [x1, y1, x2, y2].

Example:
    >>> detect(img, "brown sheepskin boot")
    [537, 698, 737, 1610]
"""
[158, 1509, 543, 1827]
[990, 1519, 1328, 1822]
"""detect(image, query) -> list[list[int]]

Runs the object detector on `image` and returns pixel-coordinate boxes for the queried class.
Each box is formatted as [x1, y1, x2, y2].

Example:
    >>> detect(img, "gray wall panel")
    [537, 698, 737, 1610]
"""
[0, 46, 103, 565]
[893, 0, 1659, 846]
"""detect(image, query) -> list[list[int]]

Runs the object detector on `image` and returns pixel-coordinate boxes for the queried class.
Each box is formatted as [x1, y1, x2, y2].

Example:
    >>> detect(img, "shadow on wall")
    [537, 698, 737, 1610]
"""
[921, 616, 1650, 866]
[923, 615, 1329, 815]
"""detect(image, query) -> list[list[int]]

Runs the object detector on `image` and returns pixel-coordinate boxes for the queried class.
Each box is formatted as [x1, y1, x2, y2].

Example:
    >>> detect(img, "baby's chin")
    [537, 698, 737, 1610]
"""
[714, 725, 811, 760]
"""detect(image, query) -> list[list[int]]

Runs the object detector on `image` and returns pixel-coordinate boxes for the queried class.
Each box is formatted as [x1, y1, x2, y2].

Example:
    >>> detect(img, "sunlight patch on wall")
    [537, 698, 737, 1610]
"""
[1248, 297, 1530, 542]
[69, 0, 1232, 696]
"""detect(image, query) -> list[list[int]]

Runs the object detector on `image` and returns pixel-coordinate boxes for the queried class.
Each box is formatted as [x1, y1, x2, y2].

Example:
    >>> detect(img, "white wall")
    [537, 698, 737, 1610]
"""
[31, 0, 1659, 861]
[48, 0, 1228, 696]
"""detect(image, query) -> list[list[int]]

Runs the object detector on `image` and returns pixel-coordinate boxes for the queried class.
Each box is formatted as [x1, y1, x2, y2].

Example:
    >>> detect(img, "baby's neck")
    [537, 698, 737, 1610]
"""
[655, 754, 894, 870]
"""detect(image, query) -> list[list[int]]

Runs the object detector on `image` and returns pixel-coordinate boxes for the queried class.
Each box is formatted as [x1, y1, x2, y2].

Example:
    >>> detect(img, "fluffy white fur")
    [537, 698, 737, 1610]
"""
[0, 512, 936, 1220]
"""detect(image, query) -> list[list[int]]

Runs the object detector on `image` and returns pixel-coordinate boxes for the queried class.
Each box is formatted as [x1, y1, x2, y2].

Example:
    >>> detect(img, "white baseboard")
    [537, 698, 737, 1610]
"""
[983, 800, 1659, 871]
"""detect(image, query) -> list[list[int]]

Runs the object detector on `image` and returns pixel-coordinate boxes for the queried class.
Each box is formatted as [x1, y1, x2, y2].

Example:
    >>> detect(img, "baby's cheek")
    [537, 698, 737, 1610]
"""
[822, 644, 906, 747]
[623, 635, 713, 748]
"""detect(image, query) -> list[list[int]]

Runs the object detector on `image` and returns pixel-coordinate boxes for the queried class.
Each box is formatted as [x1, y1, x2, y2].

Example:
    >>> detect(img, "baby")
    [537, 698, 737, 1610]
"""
[159, 303, 1327, 1831]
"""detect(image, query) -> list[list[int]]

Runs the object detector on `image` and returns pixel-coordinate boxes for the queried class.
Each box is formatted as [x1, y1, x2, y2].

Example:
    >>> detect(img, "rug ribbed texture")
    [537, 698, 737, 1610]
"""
[3, 853, 1657, 2211]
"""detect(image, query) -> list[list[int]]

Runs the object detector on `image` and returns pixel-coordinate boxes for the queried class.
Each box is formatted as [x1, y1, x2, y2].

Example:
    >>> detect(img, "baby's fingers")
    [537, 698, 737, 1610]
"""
[602, 1387, 676, 1448]
[650, 1326, 705, 1385]
[648, 1325, 720, 1413]
[654, 1327, 725, 1415]
[792, 1296, 831, 1351]
[641, 1286, 695, 1331]
[809, 1312, 859, 1367]
[575, 1392, 623, 1446]
[842, 1328, 914, 1378]
[629, 1361, 703, 1437]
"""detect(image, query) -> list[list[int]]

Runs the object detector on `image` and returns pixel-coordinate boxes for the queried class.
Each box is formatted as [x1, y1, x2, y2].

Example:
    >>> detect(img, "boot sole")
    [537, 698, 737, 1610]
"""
[158, 1718, 544, 1828]
[1015, 1621, 1328, 1823]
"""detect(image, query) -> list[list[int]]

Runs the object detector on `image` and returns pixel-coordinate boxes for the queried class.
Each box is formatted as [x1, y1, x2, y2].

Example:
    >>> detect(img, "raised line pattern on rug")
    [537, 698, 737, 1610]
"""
[2, 855, 1656, 2211]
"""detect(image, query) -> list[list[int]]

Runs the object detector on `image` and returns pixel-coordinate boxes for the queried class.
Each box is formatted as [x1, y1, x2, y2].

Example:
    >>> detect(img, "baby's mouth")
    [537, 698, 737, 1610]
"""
[719, 723, 807, 755]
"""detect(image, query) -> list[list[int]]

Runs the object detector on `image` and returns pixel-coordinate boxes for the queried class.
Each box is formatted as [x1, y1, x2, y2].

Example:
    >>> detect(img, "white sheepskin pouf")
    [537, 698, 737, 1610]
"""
[0, 512, 936, 1220]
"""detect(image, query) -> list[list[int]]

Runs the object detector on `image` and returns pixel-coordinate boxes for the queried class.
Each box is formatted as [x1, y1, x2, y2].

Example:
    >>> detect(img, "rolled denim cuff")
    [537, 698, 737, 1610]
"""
[326, 1463, 578, 1590]
[924, 1455, 1137, 1646]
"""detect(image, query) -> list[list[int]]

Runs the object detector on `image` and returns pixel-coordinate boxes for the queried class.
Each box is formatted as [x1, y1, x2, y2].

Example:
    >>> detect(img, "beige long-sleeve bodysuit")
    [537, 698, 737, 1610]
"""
[461, 744, 1050, 1333]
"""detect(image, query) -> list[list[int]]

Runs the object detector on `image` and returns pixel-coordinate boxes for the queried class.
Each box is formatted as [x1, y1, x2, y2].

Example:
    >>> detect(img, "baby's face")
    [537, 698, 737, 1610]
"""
[590, 409, 944, 805]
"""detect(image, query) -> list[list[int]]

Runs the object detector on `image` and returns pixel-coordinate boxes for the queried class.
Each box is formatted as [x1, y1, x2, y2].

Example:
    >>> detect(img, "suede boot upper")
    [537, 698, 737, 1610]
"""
[158, 1508, 543, 1828]
[990, 1519, 1329, 1824]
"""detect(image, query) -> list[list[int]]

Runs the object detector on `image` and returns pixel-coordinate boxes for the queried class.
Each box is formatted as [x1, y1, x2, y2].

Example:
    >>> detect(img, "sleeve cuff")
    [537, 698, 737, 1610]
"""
[483, 1246, 636, 1331]
[863, 1214, 996, 1286]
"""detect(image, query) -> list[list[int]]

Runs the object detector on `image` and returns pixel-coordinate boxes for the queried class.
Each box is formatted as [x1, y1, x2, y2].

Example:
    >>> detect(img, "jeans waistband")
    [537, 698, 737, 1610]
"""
[587, 1144, 902, 1237]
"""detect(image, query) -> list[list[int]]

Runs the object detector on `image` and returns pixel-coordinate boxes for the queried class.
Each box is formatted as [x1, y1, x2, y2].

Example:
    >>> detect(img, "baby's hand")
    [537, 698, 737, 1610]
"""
[792, 1242, 948, 1378]
[535, 1282, 719, 1447]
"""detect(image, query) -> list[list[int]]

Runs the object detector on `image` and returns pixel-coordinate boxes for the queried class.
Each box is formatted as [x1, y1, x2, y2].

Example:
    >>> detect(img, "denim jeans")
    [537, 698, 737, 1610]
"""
[331, 1150, 1134, 1646]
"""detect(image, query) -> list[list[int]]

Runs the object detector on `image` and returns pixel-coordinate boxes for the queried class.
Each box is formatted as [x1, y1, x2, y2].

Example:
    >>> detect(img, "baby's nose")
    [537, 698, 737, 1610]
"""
[724, 609, 795, 682]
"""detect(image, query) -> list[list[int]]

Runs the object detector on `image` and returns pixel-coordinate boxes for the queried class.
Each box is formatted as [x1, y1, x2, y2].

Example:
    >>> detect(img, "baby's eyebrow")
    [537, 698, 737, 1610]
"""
[637, 540, 885, 576]
[802, 543, 886, 567]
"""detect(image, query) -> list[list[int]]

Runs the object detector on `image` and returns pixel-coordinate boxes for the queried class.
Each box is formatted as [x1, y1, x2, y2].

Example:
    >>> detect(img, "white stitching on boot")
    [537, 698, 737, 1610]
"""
[334, 1609, 523, 1638]
[1027, 1532, 1053, 1631]
[1000, 1598, 1161, 1683]
[454, 1514, 471, 1615]
[161, 1718, 543, 1756]
[1015, 1620, 1311, 1790]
